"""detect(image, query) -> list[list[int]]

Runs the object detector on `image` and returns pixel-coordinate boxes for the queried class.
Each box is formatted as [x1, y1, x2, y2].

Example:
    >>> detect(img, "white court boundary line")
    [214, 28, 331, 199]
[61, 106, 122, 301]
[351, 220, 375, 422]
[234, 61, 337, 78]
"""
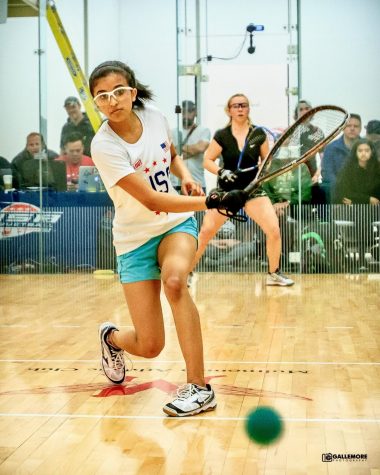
[0, 413, 379, 423]
[0, 359, 379, 366]
[325, 326, 354, 329]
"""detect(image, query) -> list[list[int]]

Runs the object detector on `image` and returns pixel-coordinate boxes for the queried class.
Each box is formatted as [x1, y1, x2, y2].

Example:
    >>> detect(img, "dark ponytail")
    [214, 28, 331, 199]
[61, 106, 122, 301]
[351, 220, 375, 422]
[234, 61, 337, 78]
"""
[89, 60, 154, 108]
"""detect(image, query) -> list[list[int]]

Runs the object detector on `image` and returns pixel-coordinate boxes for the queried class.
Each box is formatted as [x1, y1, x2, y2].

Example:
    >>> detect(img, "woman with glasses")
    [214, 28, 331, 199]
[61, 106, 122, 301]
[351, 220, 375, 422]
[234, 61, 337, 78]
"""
[192, 93, 294, 286]
[89, 61, 247, 417]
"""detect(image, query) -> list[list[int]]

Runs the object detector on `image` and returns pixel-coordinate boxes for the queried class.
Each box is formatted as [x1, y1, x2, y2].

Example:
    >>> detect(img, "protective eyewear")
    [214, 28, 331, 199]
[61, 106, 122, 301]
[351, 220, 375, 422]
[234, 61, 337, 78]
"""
[229, 103, 249, 109]
[93, 86, 133, 106]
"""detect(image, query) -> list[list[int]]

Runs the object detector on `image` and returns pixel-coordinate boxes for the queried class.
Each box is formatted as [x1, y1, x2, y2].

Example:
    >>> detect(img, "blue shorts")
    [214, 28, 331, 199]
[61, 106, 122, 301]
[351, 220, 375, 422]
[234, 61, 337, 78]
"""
[117, 217, 198, 284]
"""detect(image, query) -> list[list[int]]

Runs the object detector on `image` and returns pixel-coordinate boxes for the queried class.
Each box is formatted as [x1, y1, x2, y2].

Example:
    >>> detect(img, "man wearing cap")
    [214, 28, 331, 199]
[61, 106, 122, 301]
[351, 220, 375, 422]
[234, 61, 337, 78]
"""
[366, 120, 380, 160]
[171, 100, 210, 193]
[60, 96, 95, 157]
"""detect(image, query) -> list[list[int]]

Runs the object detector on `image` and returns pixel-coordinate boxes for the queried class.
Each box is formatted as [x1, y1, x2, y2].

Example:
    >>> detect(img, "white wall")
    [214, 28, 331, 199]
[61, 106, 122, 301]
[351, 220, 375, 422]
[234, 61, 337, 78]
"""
[299, 0, 380, 125]
[0, 0, 379, 162]
[0, 17, 40, 156]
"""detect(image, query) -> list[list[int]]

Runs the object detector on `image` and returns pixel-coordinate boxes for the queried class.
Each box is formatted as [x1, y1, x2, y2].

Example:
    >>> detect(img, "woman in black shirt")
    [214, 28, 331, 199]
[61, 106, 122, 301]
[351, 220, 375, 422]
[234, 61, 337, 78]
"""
[334, 138, 380, 205]
[193, 93, 294, 286]
[333, 138, 380, 269]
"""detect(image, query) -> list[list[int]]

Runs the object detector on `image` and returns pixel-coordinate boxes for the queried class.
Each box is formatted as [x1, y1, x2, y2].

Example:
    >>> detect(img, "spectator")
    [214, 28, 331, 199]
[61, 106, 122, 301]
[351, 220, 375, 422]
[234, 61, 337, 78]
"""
[294, 99, 326, 204]
[294, 101, 316, 174]
[334, 138, 380, 205]
[321, 113, 361, 203]
[0, 156, 14, 191]
[60, 96, 95, 157]
[333, 138, 380, 269]
[263, 161, 313, 270]
[11, 132, 58, 189]
[201, 220, 258, 271]
[365, 119, 380, 160]
[0, 156, 10, 168]
[171, 100, 210, 193]
[263, 163, 312, 217]
[56, 132, 94, 191]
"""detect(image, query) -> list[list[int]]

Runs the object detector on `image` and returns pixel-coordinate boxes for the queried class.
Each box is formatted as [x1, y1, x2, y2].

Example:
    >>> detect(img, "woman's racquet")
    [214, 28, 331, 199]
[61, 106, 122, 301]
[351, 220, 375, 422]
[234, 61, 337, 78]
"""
[244, 105, 349, 195]
[217, 105, 349, 220]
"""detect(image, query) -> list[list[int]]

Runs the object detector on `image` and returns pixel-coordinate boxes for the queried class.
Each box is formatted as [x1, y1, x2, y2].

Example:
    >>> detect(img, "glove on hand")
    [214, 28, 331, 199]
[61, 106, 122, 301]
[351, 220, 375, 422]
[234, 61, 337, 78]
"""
[206, 188, 248, 216]
[218, 168, 238, 185]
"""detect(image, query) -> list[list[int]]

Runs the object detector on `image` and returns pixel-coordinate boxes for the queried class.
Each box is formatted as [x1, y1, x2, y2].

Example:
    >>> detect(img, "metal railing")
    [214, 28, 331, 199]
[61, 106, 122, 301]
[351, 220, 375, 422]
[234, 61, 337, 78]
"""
[1, 204, 379, 275]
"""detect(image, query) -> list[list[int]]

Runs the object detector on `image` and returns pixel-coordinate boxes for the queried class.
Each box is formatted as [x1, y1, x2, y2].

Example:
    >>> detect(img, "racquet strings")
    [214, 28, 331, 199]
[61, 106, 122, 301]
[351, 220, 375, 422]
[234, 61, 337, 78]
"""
[258, 108, 347, 182]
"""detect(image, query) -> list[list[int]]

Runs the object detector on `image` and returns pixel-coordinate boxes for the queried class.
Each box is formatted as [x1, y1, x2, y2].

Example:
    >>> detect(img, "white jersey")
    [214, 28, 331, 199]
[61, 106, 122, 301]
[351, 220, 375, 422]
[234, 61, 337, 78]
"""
[91, 105, 193, 255]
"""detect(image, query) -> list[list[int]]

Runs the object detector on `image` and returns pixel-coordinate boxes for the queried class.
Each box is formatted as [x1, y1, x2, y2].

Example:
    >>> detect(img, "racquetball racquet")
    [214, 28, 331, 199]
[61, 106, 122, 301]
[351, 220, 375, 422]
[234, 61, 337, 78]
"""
[217, 105, 349, 219]
[244, 105, 349, 195]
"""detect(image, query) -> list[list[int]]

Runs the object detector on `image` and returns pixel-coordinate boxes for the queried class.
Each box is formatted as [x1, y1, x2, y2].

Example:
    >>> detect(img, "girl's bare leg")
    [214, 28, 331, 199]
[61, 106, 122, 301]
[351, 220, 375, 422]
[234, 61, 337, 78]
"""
[110, 280, 166, 358]
[158, 232, 206, 387]
[245, 197, 281, 273]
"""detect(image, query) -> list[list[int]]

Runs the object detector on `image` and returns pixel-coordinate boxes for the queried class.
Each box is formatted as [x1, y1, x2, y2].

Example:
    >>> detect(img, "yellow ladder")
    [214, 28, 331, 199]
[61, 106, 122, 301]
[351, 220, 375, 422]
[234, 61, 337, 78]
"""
[46, 0, 102, 132]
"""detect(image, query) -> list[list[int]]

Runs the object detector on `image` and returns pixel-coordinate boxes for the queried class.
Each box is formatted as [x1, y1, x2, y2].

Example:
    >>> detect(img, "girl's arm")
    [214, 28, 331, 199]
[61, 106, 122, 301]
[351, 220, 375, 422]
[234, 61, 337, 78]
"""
[116, 172, 248, 215]
[116, 172, 207, 212]
[203, 139, 223, 175]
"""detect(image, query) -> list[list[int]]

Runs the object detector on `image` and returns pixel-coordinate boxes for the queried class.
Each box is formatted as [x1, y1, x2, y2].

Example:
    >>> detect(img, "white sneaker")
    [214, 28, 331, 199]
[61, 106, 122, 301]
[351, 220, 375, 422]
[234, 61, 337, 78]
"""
[266, 269, 294, 286]
[99, 322, 126, 384]
[163, 383, 217, 417]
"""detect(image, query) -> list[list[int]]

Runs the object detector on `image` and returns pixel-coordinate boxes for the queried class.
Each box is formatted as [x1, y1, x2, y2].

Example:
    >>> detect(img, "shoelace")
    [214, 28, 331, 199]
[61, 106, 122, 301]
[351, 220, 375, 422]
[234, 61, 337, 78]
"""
[175, 383, 197, 400]
[109, 347, 125, 370]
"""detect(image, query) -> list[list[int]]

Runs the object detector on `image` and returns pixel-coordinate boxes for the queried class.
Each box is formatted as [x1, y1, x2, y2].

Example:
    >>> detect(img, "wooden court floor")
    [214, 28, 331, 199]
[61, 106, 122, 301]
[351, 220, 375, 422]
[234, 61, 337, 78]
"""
[0, 273, 379, 475]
